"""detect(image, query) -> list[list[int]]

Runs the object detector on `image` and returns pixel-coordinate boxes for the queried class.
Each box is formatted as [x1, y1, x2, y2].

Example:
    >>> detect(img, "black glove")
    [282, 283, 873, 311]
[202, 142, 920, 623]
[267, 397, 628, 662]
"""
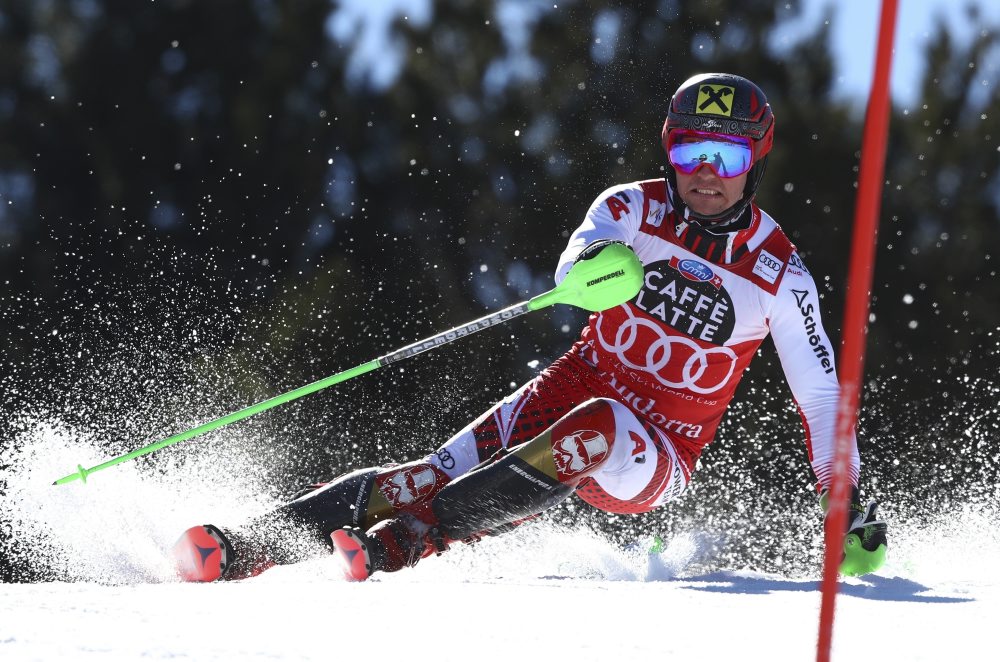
[574, 239, 629, 264]
[819, 485, 888, 577]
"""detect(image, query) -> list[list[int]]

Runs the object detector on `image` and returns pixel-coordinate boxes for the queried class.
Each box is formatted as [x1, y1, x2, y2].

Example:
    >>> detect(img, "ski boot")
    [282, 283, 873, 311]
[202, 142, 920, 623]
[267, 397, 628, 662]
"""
[172, 524, 275, 582]
[330, 514, 443, 581]
[172, 461, 453, 581]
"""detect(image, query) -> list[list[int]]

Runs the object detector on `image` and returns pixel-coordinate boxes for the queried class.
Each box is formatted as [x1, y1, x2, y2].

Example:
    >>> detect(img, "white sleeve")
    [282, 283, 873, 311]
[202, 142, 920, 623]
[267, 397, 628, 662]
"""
[768, 252, 860, 489]
[554, 183, 645, 284]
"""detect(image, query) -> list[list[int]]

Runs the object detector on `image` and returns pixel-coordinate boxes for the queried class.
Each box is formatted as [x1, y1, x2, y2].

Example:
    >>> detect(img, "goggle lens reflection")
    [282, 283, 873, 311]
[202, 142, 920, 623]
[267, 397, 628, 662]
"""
[668, 130, 753, 178]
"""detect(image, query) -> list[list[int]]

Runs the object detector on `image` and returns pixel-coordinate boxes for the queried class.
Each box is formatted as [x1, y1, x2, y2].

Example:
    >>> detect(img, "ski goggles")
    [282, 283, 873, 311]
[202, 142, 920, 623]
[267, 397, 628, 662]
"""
[667, 129, 753, 178]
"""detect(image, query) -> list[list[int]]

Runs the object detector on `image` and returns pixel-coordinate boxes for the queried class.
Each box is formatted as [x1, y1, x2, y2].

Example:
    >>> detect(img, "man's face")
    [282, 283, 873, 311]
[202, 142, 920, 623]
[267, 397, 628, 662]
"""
[675, 166, 747, 217]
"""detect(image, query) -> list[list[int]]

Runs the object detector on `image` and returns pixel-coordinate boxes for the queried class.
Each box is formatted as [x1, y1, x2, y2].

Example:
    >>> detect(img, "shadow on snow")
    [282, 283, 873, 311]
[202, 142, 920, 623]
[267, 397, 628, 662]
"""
[678, 572, 973, 604]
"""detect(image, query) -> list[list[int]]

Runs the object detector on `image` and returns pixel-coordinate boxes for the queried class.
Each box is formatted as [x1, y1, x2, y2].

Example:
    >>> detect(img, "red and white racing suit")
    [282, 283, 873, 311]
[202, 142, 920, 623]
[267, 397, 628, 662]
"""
[424, 178, 859, 514]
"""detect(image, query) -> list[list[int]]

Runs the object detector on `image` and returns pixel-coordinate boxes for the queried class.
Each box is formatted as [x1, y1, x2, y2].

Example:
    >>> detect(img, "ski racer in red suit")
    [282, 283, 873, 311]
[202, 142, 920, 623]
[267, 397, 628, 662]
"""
[172, 73, 888, 582]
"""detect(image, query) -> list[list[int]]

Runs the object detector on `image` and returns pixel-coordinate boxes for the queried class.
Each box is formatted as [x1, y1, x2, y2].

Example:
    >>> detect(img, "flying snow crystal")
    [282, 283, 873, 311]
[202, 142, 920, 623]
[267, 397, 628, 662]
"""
[1, 415, 278, 583]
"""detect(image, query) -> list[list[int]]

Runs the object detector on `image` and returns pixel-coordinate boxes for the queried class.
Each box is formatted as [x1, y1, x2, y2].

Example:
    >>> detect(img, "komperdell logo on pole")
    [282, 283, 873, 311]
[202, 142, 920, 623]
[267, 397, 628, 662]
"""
[53, 243, 644, 486]
[585, 269, 626, 288]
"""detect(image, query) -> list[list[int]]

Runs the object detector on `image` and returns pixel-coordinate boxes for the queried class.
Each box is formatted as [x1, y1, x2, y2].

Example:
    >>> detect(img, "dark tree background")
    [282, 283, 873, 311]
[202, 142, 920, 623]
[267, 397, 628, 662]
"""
[2, 1, 998, 581]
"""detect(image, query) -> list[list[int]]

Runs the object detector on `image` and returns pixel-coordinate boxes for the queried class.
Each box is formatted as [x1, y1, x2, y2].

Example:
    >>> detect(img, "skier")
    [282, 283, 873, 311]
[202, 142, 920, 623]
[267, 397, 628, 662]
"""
[173, 73, 888, 583]
[711, 151, 728, 176]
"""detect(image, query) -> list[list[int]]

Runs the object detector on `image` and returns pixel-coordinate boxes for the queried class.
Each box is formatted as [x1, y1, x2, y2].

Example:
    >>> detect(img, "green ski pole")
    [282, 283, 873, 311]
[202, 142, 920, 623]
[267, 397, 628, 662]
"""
[53, 243, 643, 486]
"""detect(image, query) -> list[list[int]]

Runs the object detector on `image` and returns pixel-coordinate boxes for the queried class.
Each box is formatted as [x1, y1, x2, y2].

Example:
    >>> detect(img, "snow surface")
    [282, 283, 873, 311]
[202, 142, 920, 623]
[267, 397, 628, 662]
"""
[2, 567, 994, 662]
[2, 423, 998, 661]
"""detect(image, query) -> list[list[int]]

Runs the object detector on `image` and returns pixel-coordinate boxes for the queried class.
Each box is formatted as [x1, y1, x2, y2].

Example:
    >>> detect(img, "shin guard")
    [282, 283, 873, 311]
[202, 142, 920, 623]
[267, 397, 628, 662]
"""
[433, 398, 618, 540]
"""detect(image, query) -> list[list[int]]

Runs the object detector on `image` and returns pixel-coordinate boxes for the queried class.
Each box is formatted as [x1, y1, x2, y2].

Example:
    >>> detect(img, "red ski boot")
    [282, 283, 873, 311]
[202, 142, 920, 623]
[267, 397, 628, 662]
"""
[330, 515, 441, 581]
[329, 528, 375, 581]
[172, 524, 275, 582]
[172, 525, 231, 582]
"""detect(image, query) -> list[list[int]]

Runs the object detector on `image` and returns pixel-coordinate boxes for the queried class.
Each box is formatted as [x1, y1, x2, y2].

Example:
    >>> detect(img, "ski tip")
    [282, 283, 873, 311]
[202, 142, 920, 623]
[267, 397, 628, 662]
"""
[172, 525, 229, 582]
[330, 527, 374, 582]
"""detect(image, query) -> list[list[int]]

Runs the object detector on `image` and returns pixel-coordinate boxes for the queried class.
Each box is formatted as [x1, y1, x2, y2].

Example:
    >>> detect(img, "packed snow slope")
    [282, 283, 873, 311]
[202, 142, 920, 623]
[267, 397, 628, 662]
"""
[1, 566, 994, 662]
[1, 423, 998, 662]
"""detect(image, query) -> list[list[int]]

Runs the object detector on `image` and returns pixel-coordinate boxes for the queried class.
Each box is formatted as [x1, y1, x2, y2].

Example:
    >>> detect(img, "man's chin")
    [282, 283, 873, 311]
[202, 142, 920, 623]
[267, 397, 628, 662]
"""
[687, 204, 727, 217]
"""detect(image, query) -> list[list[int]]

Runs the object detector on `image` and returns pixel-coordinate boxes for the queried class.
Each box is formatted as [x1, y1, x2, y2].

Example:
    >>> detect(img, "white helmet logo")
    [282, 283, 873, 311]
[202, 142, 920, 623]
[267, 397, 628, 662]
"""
[382, 466, 437, 506]
[552, 430, 609, 477]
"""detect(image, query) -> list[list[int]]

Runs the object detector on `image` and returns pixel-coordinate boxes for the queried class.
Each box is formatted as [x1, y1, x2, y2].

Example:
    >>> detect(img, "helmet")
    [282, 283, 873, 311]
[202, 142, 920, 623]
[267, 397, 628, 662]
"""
[661, 73, 774, 229]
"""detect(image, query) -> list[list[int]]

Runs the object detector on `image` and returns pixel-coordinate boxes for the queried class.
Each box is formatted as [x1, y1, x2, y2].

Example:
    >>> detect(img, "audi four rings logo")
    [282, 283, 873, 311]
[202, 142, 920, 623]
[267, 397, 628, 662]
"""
[434, 448, 456, 470]
[752, 249, 783, 285]
[789, 252, 810, 274]
[759, 255, 780, 270]
[595, 305, 737, 394]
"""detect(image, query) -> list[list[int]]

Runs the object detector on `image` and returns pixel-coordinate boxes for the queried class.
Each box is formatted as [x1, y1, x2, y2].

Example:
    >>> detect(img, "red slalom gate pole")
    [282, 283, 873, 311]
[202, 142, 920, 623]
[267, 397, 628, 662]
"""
[816, 1, 898, 661]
